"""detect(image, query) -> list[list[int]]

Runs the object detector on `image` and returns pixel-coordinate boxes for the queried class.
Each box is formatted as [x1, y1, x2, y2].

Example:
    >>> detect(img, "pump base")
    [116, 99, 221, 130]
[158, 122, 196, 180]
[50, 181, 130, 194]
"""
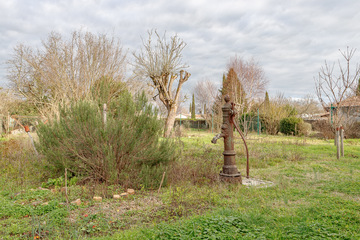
[219, 171, 242, 184]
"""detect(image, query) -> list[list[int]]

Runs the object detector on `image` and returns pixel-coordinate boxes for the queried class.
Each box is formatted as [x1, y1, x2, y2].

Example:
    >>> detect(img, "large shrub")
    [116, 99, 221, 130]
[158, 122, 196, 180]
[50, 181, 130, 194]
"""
[280, 117, 303, 135]
[36, 90, 175, 189]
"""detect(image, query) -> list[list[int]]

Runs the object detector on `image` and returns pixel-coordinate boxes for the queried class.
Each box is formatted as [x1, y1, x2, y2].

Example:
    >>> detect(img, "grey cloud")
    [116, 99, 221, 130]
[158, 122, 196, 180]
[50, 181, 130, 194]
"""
[1, 0, 360, 100]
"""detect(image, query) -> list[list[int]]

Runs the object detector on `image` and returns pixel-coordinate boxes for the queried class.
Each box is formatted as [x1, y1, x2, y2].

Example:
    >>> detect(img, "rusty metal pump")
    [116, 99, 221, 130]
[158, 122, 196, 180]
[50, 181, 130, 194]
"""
[211, 95, 249, 183]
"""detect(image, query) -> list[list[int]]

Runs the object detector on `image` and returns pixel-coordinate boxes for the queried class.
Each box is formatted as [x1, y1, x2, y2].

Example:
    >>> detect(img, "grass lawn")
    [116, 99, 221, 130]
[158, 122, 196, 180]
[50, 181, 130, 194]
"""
[1, 131, 359, 239]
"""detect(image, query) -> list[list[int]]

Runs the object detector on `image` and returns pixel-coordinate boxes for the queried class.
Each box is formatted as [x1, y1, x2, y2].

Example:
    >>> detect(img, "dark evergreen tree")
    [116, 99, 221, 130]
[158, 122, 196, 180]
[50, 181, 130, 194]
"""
[264, 91, 270, 109]
[357, 78, 360, 96]
[191, 93, 196, 119]
[222, 68, 246, 106]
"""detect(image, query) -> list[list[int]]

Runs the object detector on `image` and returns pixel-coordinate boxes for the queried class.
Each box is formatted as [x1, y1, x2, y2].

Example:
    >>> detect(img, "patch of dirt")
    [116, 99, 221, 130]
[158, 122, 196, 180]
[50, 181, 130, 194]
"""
[68, 194, 163, 222]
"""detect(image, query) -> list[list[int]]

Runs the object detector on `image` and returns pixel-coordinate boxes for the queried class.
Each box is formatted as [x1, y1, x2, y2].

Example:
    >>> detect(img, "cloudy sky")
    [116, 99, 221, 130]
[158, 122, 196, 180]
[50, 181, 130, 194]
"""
[1, 0, 360, 99]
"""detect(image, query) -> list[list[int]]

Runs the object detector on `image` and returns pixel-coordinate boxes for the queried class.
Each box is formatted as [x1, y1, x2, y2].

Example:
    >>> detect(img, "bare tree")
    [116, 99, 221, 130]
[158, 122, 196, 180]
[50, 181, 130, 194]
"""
[315, 47, 360, 128]
[290, 94, 321, 117]
[133, 30, 191, 137]
[194, 79, 218, 113]
[7, 30, 126, 116]
[262, 93, 294, 135]
[227, 56, 268, 135]
[194, 79, 219, 129]
[228, 56, 268, 111]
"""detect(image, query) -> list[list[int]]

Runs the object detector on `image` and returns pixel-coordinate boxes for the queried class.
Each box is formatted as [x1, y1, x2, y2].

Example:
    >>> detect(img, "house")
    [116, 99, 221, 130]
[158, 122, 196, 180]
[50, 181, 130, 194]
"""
[325, 96, 360, 122]
[176, 113, 190, 119]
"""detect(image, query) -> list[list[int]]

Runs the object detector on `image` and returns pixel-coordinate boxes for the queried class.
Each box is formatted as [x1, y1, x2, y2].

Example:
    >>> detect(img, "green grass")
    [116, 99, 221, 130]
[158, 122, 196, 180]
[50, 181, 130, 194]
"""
[1, 131, 360, 239]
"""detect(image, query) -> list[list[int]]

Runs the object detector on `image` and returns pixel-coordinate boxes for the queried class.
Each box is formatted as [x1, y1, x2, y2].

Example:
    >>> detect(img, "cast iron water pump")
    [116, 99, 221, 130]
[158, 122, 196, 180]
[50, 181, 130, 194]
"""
[211, 95, 249, 183]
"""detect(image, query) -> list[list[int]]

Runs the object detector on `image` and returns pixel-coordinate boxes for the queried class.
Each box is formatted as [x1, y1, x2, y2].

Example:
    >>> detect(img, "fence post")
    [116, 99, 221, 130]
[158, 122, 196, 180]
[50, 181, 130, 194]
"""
[211, 113, 213, 133]
[0, 115, 2, 134]
[336, 127, 340, 159]
[340, 126, 344, 157]
[334, 127, 337, 146]
[7, 112, 10, 133]
[257, 109, 260, 135]
[103, 104, 107, 126]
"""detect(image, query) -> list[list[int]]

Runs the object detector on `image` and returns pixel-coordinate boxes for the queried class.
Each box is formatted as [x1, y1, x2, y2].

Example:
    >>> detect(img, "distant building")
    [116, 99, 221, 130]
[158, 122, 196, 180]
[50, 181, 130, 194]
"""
[176, 113, 190, 119]
[325, 96, 360, 122]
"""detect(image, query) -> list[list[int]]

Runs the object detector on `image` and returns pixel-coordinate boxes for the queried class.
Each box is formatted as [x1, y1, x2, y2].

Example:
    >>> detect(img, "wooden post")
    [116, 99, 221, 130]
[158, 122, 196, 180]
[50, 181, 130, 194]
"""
[158, 172, 166, 194]
[7, 112, 10, 133]
[340, 126, 344, 157]
[0, 115, 2, 134]
[65, 168, 69, 205]
[26, 132, 39, 156]
[103, 103, 107, 126]
[336, 127, 340, 159]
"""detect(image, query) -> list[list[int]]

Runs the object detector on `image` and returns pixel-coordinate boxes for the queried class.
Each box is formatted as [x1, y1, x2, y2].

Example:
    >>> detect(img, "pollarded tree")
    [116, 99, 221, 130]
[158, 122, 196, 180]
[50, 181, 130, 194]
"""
[133, 30, 191, 137]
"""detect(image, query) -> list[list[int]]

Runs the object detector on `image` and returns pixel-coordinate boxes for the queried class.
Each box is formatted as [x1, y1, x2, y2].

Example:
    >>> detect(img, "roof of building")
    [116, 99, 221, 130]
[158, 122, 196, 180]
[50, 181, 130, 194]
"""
[337, 96, 360, 107]
[326, 96, 360, 109]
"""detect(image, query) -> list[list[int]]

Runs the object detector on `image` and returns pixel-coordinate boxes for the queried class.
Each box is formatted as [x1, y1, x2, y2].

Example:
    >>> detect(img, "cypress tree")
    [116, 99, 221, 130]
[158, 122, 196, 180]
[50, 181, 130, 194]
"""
[191, 94, 196, 119]
[264, 91, 270, 109]
[222, 68, 246, 105]
[357, 78, 360, 96]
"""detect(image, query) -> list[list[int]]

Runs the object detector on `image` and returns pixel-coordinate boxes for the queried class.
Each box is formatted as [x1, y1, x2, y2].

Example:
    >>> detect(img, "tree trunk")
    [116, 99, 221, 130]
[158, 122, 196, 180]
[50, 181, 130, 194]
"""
[164, 105, 177, 137]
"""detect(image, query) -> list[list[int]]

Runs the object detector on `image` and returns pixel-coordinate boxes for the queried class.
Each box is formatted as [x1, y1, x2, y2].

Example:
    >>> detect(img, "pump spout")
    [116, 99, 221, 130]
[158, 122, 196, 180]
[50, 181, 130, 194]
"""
[211, 133, 225, 144]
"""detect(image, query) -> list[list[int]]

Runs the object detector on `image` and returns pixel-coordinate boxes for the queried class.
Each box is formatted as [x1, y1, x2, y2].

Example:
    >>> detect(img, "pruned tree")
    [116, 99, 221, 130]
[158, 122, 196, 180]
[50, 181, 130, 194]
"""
[7, 30, 126, 116]
[315, 47, 360, 129]
[133, 30, 191, 137]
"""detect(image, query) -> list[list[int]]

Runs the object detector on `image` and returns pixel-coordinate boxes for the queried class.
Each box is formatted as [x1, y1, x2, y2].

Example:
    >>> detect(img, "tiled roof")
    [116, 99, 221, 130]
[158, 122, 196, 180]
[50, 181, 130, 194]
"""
[328, 96, 360, 108]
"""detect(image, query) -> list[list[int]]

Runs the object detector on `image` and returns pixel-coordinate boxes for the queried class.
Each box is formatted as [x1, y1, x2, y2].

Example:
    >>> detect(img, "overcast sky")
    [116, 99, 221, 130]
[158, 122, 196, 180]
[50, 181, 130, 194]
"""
[1, 0, 360, 99]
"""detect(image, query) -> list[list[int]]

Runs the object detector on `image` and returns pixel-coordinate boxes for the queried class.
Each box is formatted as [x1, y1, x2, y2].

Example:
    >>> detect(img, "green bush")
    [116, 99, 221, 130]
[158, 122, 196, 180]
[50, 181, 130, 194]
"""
[280, 117, 303, 135]
[36, 90, 175, 189]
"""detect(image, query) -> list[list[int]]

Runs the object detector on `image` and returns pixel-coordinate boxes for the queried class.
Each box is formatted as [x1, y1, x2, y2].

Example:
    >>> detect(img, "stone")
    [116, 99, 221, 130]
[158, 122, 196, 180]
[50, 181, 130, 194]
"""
[127, 189, 135, 195]
[71, 198, 81, 206]
[120, 192, 128, 197]
[42, 202, 49, 205]
[93, 196, 102, 201]
[113, 195, 121, 199]
[31, 201, 42, 206]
